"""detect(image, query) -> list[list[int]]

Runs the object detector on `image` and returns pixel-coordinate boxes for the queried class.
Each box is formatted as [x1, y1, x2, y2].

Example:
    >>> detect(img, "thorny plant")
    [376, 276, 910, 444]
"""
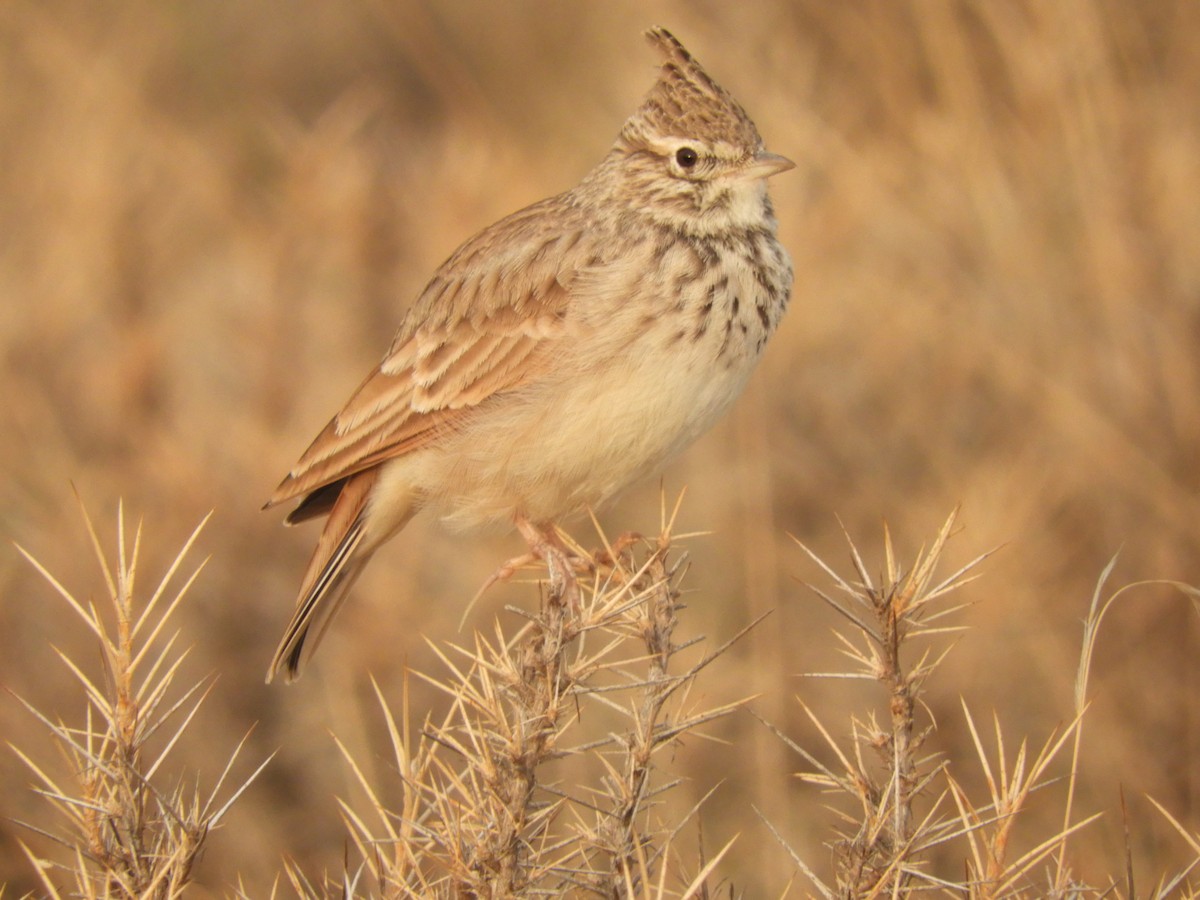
[10, 500, 1199, 898]
[761, 510, 1200, 899]
[10, 498, 269, 900]
[301, 492, 745, 898]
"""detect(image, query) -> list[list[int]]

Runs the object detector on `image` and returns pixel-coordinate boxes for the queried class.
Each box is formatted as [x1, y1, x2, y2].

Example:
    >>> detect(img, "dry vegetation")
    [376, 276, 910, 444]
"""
[2, 1, 1199, 896]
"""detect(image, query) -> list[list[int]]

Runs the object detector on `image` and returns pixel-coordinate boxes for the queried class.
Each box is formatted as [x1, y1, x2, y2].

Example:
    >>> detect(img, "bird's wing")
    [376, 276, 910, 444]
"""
[265, 206, 590, 510]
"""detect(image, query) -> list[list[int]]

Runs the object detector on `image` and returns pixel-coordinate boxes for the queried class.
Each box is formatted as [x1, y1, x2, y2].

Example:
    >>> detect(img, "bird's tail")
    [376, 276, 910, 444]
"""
[267, 469, 381, 683]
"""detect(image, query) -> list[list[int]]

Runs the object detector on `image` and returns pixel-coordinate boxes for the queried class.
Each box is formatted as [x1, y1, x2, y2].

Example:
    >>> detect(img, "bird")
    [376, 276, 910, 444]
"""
[264, 27, 794, 682]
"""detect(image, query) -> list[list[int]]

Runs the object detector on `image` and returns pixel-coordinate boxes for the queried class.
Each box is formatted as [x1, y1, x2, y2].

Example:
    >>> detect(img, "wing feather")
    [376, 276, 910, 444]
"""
[266, 206, 589, 511]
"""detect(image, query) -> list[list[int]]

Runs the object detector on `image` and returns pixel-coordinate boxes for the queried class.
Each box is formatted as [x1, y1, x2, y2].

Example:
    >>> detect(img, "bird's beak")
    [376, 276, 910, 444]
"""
[742, 150, 795, 180]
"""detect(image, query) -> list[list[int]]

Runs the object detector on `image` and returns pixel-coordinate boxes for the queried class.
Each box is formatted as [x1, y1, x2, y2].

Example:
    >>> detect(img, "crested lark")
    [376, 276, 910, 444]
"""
[265, 27, 793, 682]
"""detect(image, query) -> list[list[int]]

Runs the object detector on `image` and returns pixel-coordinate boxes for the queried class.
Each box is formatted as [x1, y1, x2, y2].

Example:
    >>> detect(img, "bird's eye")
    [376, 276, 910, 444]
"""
[675, 146, 699, 169]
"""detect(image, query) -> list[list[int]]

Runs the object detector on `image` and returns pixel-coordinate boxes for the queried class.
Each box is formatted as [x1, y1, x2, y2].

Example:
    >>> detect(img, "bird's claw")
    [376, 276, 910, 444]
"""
[590, 530, 645, 569]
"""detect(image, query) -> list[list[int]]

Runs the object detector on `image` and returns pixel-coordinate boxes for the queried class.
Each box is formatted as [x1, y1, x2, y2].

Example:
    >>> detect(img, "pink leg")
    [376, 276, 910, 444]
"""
[513, 515, 581, 610]
[469, 517, 590, 618]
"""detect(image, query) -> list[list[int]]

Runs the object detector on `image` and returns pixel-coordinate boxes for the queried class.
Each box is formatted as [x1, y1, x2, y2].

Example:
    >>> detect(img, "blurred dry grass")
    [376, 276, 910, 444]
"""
[2, 0, 1199, 895]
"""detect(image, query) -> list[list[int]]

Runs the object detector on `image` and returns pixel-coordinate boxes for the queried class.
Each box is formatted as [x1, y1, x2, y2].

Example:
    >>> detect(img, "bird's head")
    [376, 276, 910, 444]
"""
[598, 27, 793, 235]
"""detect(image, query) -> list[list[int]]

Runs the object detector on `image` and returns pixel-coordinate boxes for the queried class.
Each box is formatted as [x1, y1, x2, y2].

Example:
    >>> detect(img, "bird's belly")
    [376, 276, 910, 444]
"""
[406, 337, 756, 531]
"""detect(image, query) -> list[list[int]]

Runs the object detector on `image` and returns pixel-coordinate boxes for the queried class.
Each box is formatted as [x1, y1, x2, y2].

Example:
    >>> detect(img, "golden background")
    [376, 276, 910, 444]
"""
[1, 0, 1198, 894]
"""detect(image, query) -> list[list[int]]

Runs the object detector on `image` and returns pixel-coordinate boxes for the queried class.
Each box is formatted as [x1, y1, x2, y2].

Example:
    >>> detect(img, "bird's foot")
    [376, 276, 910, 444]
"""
[590, 530, 646, 570]
[514, 516, 584, 611]
[477, 550, 539, 593]
[467, 519, 589, 621]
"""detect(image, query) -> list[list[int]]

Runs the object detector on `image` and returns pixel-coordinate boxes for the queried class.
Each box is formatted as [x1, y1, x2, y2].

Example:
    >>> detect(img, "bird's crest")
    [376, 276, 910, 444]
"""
[620, 27, 763, 151]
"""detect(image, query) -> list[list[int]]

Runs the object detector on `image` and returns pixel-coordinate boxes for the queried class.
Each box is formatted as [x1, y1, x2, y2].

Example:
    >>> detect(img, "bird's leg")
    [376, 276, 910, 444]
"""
[470, 517, 585, 617]
[514, 515, 582, 611]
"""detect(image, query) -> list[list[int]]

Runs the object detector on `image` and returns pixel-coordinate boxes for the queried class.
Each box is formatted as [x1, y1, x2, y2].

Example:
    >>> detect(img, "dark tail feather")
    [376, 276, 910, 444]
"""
[267, 470, 378, 683]
[284, 477, 348, 525]
[270, 532, 374, 683]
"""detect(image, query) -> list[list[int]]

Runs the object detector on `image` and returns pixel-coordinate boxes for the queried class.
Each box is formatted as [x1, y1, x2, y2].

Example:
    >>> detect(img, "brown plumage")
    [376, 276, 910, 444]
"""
[264, 27, 794, 682]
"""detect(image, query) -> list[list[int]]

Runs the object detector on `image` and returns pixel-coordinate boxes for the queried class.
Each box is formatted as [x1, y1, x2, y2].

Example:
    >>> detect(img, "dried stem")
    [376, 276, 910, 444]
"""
[329, 497, 744, 897]
[11, 498, 268, 898]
